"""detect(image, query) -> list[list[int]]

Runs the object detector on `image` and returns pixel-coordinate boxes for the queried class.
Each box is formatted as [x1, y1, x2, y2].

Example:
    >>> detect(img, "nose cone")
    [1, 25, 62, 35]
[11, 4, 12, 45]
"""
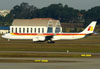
[2, 34, 8, 39]
[2, 35, 5, 38]
[2, 33, 10, 39]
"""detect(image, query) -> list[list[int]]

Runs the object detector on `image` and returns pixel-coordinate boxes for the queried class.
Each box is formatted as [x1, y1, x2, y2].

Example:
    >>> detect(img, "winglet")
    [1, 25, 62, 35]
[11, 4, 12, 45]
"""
[81, 21, 97, 34]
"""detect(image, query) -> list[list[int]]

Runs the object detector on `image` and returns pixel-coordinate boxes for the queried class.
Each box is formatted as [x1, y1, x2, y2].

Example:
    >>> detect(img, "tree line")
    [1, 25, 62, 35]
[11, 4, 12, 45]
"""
[0, 2, 100, 27]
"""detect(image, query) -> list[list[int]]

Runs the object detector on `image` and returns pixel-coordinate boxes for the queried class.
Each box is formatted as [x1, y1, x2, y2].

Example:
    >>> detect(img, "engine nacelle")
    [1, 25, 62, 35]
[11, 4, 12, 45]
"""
[32, 37, 45, 42]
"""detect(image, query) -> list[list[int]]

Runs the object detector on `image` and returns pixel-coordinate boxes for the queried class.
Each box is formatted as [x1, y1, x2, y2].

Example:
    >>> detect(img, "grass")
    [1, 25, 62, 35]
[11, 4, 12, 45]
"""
[0, 59, 79, 63]
[0, 34, 100, 58]
[0, 52, 99, 58]
[0, 52, 80, 58]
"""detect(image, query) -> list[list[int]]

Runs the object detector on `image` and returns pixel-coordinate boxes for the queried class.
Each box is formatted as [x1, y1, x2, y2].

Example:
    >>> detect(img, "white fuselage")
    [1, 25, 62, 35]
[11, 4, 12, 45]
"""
[2, 33, 87, 41]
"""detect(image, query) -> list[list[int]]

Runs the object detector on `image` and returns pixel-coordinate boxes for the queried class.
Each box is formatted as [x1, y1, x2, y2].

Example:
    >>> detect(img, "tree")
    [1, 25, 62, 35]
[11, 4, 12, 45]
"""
[6, 2, 37, 22]
[32, 3, 79, 22]
[85, 6, 100, 25]
[3, 2, 100, 27]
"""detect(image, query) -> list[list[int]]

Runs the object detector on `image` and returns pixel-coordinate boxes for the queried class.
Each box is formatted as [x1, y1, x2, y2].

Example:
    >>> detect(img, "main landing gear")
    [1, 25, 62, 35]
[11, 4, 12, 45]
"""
[47, 40, 55, 43]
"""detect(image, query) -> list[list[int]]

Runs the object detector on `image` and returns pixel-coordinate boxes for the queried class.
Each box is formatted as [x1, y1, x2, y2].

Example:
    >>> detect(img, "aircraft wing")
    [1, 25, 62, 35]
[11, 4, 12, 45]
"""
[45, 35, 53, 41]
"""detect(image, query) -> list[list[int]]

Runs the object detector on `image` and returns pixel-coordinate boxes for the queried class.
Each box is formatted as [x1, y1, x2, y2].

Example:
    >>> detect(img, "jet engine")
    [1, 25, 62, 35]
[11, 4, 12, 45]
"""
[32, 37, 45, 42]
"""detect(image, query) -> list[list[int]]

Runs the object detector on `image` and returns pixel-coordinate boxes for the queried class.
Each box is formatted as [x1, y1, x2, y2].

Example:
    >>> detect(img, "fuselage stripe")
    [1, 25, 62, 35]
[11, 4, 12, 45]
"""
[11, 33, 87, 36]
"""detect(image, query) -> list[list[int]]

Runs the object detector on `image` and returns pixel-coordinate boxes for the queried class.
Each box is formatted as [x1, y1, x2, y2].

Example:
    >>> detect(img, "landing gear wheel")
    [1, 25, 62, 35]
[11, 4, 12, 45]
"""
[8, 39, 10, 41]
[50, 41, 55, 43]
[47, 40, 55, 43]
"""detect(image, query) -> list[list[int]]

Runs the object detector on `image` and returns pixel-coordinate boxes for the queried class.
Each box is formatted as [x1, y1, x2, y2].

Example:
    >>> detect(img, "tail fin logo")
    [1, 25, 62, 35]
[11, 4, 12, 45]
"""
[88, 26, 93, 31]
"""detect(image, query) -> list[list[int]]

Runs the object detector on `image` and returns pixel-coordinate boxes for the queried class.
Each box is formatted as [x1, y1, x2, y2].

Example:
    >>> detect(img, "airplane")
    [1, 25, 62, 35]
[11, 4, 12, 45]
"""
[2, 21, 97, 43]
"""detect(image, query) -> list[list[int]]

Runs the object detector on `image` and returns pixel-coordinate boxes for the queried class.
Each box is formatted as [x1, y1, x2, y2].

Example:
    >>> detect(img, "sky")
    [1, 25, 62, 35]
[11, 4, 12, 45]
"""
[0, 0, 100, 10]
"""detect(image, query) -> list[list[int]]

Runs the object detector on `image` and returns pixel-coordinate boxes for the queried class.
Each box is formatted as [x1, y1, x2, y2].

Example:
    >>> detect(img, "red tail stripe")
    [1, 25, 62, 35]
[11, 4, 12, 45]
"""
[88, 26, 91, 31]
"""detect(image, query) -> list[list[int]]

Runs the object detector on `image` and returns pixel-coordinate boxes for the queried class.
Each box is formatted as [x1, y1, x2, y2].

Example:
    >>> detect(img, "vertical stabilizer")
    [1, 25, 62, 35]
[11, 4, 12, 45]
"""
[81, 21, 97, 34]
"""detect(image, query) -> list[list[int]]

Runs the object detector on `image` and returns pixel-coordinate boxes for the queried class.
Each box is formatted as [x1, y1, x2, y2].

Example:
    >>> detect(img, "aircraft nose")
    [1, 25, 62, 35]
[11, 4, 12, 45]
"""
[2, 35, 5, 38]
